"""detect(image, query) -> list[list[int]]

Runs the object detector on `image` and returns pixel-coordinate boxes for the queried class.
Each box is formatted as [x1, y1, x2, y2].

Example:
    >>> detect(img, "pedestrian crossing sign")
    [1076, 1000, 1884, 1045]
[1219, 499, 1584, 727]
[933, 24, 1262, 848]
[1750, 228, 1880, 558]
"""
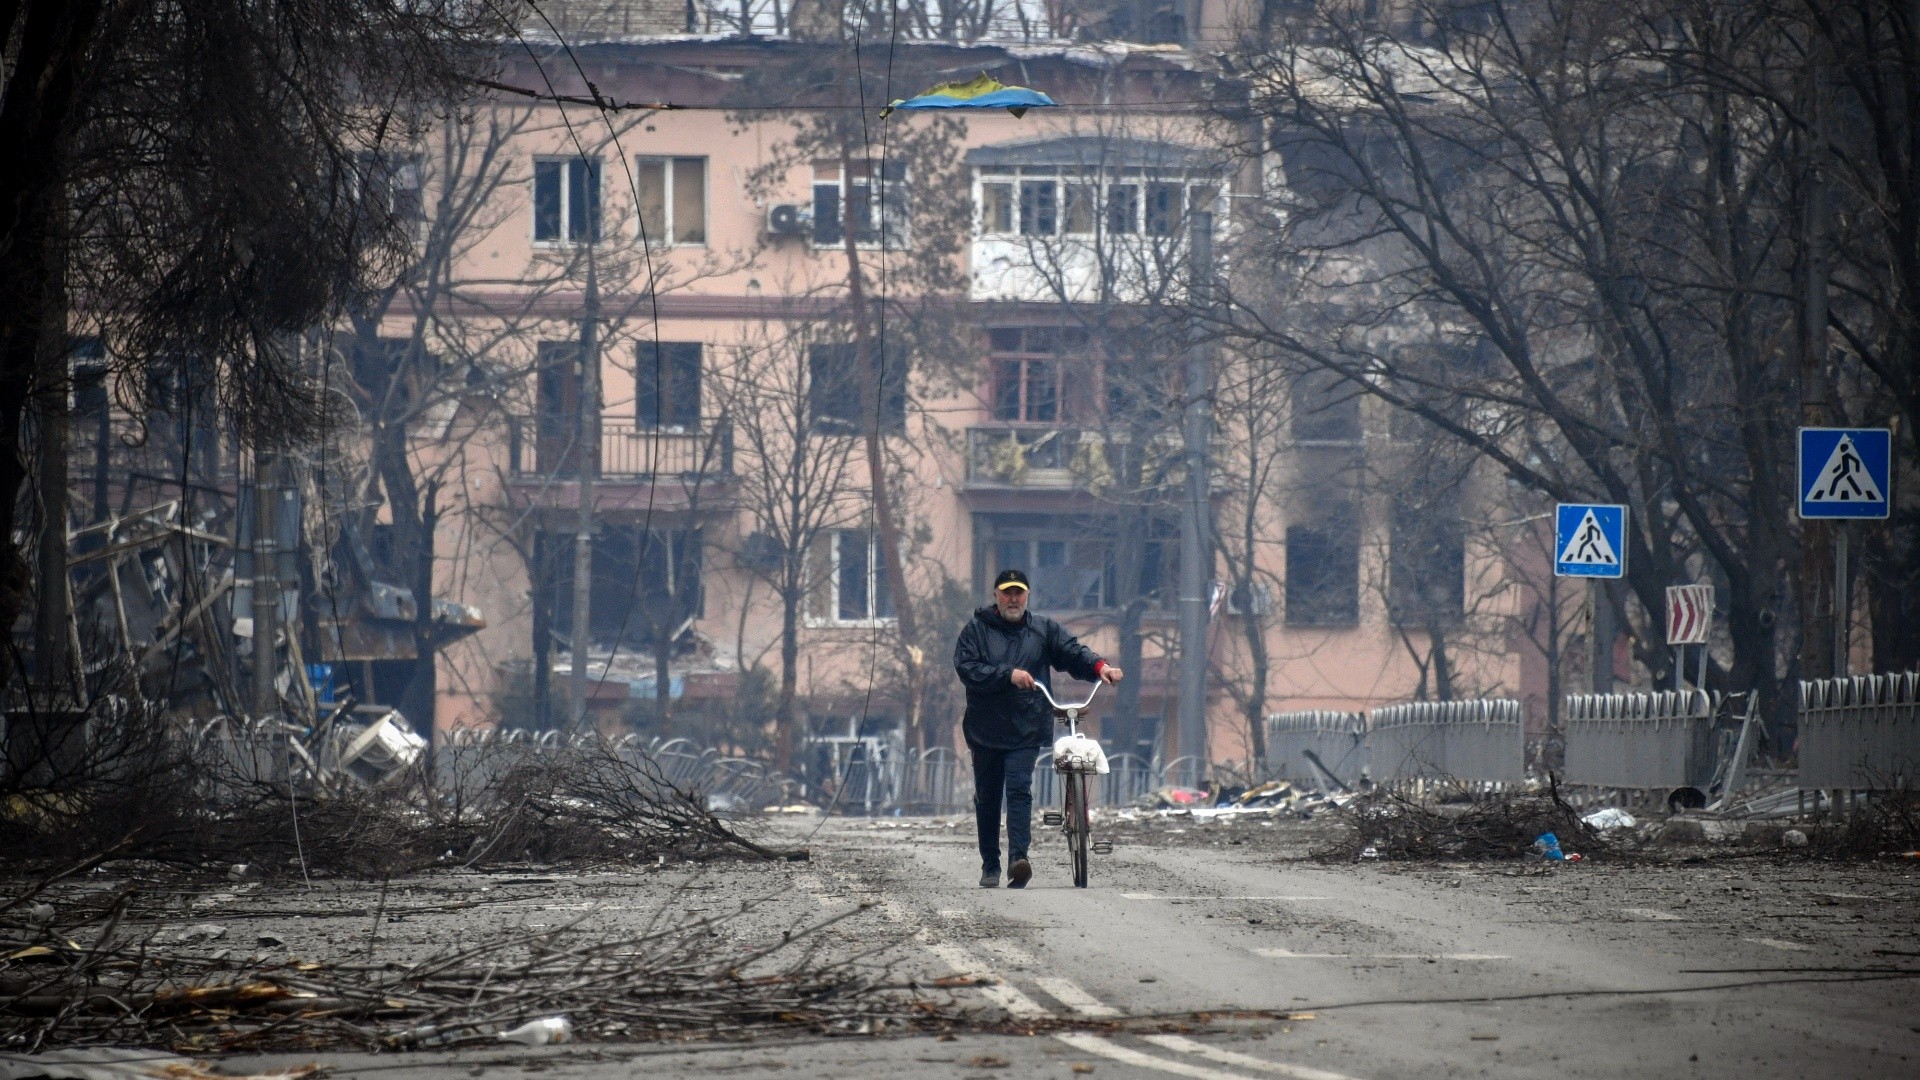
[1799, 428, 1891, 520]
[1554, 504, 1627, 578]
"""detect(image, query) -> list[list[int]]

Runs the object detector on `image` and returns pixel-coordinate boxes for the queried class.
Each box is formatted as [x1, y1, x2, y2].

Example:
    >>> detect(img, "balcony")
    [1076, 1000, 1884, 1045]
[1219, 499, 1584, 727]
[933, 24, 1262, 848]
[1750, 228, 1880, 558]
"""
[506, 419, 735, 516]
[509, 419, 732, 478]
[966, 425, 1102, 490]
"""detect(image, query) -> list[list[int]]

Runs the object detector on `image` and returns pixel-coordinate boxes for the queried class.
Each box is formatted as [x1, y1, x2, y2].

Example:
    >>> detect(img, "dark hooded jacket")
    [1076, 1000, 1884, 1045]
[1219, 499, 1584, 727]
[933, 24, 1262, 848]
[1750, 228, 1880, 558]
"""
[954, 605, 1104, 749]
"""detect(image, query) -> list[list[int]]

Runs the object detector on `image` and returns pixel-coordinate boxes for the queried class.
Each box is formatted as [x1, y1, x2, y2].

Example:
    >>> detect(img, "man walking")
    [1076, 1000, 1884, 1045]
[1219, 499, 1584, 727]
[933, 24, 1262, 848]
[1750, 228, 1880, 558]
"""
[954, 569, 1123, 888]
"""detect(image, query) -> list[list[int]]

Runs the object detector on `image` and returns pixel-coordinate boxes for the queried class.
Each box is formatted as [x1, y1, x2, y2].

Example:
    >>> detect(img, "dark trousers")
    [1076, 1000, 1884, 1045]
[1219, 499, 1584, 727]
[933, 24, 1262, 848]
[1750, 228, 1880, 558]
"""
[969, 741, 1041, 870]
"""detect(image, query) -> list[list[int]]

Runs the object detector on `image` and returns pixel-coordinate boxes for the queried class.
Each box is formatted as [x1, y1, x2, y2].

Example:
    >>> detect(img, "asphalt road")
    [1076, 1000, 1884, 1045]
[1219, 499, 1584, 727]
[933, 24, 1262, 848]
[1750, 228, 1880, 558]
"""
[229, 814, 1919, 1080]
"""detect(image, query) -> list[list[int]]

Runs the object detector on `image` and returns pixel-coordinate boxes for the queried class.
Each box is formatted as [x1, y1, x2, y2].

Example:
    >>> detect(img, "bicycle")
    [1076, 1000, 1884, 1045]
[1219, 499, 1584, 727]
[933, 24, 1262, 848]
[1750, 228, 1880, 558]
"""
[1036, 681, 1112, 888]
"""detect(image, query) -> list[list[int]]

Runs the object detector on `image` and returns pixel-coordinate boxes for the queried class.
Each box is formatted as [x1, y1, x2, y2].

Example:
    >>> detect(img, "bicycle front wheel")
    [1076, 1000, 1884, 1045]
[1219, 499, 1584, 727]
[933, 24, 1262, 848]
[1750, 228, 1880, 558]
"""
[1067, 772, 1090, 888]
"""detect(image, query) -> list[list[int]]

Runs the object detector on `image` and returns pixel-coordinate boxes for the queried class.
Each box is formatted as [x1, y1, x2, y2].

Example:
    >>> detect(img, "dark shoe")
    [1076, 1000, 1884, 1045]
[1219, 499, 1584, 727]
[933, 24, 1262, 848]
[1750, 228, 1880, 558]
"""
[980, 868, 1000, 888]
[1007, 857, 1032, 889]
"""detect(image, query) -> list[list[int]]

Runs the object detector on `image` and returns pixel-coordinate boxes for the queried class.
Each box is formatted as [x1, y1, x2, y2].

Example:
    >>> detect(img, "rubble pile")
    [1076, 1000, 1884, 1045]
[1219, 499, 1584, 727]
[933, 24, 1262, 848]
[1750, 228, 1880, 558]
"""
[1119, 780, 1354, 822]
[1317, 788, 1604, 862]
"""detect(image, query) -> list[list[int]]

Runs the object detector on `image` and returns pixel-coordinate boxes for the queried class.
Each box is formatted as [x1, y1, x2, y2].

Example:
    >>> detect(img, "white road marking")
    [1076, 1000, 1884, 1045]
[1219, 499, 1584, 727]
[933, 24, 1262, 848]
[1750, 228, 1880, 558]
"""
[1125, 893, 1331, 901]
[1034, 975, 1122, 1017]
[824, 866, 1367, 1080]
[1057, 1032, 1268, 1080]
[1621, 907, 1684, 921]
[1144, 1035, 1367, 1080]
[919, 939, 1052, 1018]
[1254, 948, 1508, 961]
[1746, 937, 1813, 952]
[841, 889, 1051, 1020]
[938, 909, 971, 919]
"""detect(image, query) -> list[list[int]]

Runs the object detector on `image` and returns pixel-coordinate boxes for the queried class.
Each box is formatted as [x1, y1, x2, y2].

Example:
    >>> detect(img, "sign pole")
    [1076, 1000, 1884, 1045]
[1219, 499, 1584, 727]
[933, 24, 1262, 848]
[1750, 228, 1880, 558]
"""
[1672, 645, 1684, 692]
[1797, 426, 1888, 680]
[1696, 641, 1708, 692]
[1832, 524, 1849, 677]
[1590, 580, 1613, 694]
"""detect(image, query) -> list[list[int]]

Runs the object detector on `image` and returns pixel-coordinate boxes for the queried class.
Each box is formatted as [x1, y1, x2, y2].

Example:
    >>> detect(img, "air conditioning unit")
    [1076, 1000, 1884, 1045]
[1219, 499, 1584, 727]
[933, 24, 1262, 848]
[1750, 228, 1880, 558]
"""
[1226, 581, 1273, 616]
[766, 203, 812, 237]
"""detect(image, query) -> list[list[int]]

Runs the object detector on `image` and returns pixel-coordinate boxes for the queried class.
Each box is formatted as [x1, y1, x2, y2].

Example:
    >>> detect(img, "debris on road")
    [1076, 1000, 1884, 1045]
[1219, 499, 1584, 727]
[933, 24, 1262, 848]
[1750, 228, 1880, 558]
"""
[1582, 808, 1638, 831]
[496, 1017, 574, 1046]
[0, 1048, 323, 1080]
[1319, 789, 1602, 862]
[3, 734, 801, 878]
[0, 860, 950, 1053]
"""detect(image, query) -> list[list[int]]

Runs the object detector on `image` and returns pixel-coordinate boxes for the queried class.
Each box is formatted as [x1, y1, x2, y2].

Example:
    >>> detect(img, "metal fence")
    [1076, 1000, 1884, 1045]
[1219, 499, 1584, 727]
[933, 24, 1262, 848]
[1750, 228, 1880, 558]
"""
[1799, 673, 1920, 791]
[896, 747, 969, 814]
[1367, 699, 1526, 788]
[1265, 711, 1367, 788]
[1561, 690, 1718, 791]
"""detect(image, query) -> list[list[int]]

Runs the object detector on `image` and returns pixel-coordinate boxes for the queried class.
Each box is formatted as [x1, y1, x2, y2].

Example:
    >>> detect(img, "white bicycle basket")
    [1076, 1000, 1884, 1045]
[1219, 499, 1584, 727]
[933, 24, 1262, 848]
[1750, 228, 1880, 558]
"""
[1052, 732, 1109, 775]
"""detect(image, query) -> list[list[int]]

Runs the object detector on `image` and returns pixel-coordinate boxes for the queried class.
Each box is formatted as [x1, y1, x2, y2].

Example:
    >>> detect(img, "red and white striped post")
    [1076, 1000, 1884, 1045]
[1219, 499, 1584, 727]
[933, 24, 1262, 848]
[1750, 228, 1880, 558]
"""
[1665, 584, 1714, 691]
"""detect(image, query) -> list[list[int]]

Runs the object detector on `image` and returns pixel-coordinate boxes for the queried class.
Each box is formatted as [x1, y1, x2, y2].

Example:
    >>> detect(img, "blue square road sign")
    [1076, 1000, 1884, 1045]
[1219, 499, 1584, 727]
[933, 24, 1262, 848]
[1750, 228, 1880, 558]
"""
[1798, 428, 1891, 520]
[1554, 504, 1627, 579]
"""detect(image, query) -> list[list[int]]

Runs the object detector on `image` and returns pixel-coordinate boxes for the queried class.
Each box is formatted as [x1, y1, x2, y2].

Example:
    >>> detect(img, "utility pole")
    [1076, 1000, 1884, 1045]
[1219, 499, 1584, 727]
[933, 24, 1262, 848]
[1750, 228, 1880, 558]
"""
[1175, 204, 1214, 770]
[252, 447, 279, 719]
[1798, 35, 1837, 685]
[569, 256, 600, 730]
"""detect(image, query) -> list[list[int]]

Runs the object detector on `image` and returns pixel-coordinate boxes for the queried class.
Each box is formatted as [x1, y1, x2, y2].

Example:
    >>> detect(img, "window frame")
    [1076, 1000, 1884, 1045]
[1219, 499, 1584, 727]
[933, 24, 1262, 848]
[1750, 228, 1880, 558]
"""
[812, 159, 909, 250]
[973, 167, 1223, 239]
[356, 150, 426, 236]
[987, 326, 1095, 425]
[634, 155, 708, 247]
[976, 513, 1179, 615]
[824, 528, 896, 627]
[807, 342, 908, 436]
[532, 155, 603, 245]
[635, 341, 702, 431]
[1284, 519, 1362, 628]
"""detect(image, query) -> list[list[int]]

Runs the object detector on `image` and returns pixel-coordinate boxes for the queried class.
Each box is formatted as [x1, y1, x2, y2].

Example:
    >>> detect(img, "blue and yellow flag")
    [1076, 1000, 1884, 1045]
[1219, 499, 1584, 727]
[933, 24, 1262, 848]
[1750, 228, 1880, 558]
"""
[881, 73, 1057, 118]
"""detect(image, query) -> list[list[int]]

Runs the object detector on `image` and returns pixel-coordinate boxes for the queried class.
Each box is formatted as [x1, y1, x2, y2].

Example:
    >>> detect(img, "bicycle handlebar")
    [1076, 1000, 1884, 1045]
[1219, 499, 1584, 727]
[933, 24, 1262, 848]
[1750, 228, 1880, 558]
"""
[1034, 679, 1101, 715]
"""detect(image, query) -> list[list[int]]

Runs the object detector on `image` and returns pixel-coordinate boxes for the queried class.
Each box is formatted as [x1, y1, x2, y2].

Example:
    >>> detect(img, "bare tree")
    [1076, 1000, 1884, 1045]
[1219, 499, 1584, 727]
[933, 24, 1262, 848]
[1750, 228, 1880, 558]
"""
[731, 46, 974, 751]
[1, 0, 502, 689]
[1218, 0, 1822, 740]
[712, 320, 866, 769]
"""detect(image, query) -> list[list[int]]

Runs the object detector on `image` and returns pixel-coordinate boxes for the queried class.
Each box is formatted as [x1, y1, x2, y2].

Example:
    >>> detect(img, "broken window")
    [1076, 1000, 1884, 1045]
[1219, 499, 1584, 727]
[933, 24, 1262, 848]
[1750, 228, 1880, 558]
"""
[1286, 511, 1360, 627]
[1291, 367, 1362, 443]
[546, 526, 703, 648]
[807, 342, 907, 435]
[1389, 501, 1465, 620]
[981, 181, 1014, 234]
[813, 159, 907, 248]
[1019, 179, 1057, 236]
[357, 150, 424, 230]
[979, 514, 1177, 613]
[636, 342, 701, 430]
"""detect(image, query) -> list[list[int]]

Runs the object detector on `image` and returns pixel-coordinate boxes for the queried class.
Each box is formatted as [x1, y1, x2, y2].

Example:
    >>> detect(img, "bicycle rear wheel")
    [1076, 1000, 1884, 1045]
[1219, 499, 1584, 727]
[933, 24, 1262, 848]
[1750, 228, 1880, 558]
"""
[1067, 772, 1090, 888]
